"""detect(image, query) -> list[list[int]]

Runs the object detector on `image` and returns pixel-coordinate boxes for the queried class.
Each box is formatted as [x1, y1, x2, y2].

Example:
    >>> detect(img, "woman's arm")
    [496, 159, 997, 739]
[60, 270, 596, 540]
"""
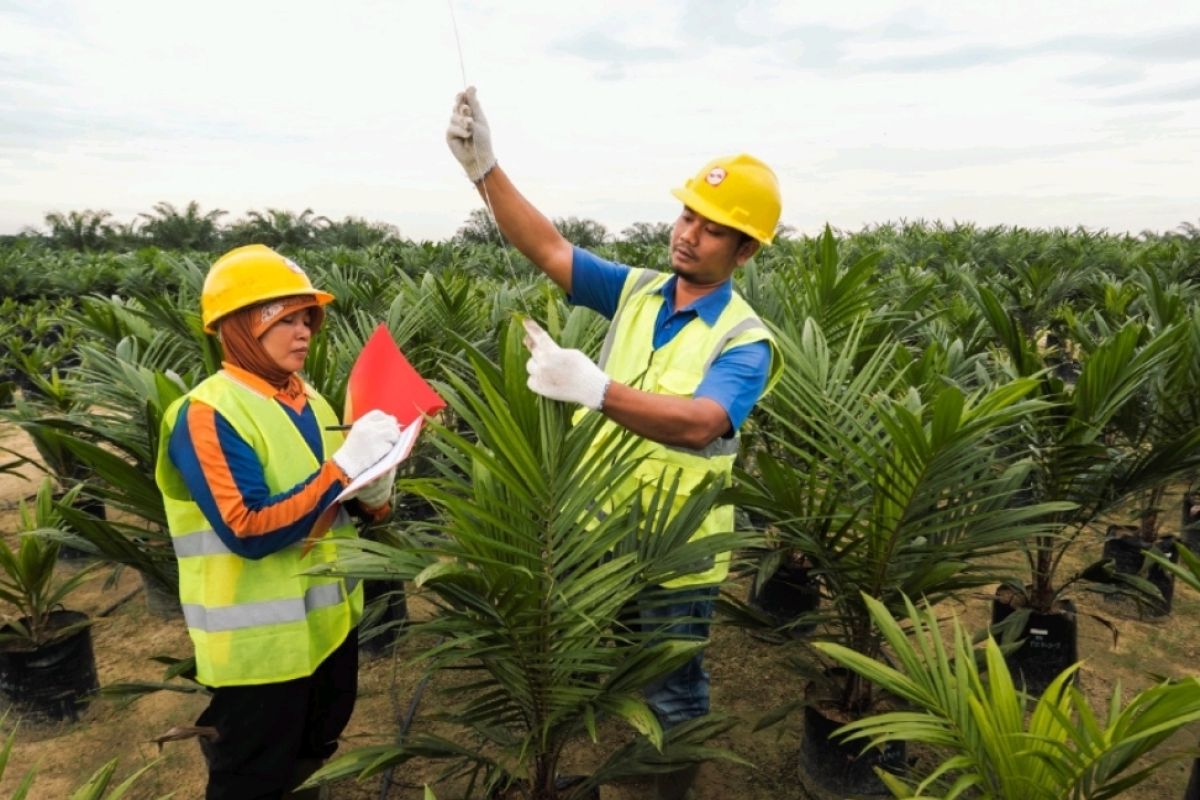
[167, 399, 348, 559]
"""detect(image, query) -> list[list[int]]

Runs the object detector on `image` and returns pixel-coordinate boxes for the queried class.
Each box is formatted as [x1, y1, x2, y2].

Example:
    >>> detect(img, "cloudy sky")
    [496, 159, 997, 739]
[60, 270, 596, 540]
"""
[1, 0, 1197, 241]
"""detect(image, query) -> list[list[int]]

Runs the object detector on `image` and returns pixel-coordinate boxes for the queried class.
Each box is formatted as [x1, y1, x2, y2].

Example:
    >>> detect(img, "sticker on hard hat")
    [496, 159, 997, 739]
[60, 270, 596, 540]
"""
[261, 302, 285, 326]
[706, 167, 727, 186]
[282, 258, 305, 276]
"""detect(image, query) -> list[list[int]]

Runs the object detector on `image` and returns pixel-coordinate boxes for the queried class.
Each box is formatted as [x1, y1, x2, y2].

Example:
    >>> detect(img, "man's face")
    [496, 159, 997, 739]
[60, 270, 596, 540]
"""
[669, 206, 758, 285]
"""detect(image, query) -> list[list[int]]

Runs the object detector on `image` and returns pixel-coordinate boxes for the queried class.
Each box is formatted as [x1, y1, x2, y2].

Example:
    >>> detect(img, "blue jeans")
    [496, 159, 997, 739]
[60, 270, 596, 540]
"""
[638, 587, 718, 728]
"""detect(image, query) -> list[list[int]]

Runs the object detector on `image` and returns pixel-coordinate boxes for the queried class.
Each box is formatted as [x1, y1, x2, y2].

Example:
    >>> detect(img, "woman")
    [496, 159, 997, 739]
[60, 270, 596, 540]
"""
[156, 244, 400, 799]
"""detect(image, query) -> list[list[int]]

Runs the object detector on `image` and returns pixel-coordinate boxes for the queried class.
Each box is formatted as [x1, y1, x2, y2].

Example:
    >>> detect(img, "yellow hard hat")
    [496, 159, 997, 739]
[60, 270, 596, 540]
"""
[201, 245, 334, 333]
[670, 154, 782, 244]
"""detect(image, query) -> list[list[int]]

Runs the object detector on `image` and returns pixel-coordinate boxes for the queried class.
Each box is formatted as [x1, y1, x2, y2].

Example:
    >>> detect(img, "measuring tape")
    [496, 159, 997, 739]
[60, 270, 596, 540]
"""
[446, 0, 536, 319]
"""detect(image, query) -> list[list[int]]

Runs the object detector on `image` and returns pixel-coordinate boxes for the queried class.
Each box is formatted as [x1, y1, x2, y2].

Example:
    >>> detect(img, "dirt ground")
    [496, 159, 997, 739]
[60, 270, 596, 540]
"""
[1, 420, 1197, 799]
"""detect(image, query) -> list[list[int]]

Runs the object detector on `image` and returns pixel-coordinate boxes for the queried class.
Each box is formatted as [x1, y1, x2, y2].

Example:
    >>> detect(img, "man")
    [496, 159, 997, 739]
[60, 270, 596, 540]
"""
[446, 87, 782, 800]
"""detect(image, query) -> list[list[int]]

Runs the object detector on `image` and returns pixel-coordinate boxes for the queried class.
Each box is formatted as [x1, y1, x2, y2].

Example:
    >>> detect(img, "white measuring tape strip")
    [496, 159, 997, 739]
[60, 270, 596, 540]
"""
[446, 0, 536, 318]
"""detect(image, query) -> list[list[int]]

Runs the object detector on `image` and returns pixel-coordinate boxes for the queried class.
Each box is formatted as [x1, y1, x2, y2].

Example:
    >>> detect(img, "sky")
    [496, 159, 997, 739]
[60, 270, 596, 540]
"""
[1, 0, 1198, 242]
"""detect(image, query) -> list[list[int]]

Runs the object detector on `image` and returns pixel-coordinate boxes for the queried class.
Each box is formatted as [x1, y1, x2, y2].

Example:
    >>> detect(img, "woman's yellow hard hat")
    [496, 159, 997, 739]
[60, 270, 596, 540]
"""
[201, 245, 334, 333]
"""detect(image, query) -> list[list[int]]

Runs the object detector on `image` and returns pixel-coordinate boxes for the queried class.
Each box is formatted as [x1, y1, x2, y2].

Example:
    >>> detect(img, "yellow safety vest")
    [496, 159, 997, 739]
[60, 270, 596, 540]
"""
[155, 371, 363, 687]
[582, 268, 782, 587]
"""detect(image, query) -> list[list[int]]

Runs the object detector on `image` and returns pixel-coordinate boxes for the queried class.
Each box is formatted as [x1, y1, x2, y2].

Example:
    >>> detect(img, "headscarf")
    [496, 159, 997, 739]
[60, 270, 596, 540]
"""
[218, 296, 326, 395]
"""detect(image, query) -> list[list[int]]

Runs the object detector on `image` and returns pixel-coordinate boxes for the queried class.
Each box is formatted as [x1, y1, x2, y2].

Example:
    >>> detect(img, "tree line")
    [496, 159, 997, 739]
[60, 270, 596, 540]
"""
[6, 202, 678, 252]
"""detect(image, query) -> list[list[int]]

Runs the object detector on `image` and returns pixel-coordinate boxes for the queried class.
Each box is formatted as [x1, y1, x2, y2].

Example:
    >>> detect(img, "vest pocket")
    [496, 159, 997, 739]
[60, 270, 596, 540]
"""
[655, 368, 702, 397]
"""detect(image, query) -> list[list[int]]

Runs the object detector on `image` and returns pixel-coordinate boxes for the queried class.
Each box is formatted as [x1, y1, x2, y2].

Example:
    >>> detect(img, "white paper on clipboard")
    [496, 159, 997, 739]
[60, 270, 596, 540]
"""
[333, 418, 423, 504]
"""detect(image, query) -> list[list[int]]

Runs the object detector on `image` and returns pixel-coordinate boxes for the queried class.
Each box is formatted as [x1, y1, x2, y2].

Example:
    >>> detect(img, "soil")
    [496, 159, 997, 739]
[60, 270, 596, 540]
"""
[1, 421, 1197, 799]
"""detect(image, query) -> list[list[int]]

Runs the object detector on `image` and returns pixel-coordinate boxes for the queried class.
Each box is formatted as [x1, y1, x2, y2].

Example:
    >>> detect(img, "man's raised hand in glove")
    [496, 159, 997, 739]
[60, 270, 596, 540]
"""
[332, 409, 401, 480]
[446, 86, 496, 184]
[444, 87, 575, 293]
[522, 318, 611, 411]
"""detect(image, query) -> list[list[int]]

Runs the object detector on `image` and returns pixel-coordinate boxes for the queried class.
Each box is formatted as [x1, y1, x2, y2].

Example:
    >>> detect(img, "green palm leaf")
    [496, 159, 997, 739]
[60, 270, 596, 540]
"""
[816, 593, 1200, 799]
[733, 316, 1070, 710]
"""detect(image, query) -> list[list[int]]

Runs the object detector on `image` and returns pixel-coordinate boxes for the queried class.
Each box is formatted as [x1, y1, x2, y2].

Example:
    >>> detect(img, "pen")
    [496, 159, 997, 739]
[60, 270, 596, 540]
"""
[324, 424, 353, 431]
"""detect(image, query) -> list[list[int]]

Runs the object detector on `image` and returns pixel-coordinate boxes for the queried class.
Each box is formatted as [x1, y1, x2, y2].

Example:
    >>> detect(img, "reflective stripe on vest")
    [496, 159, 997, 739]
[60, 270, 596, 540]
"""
[172, 508, 353, 559]
[586, 268, 782, 587]
[156, 371, 363, 687]
[183, 581, 348, 632]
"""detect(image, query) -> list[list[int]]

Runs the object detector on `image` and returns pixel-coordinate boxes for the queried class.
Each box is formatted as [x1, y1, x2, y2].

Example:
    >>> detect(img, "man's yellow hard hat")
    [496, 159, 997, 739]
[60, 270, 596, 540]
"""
[671, 154, 782, 244]
[201, 245, 334, 333]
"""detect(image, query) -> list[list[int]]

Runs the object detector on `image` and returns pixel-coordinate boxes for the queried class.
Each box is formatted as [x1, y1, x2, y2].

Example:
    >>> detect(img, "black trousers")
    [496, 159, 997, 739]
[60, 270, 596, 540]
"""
[197, 631, 359, 800]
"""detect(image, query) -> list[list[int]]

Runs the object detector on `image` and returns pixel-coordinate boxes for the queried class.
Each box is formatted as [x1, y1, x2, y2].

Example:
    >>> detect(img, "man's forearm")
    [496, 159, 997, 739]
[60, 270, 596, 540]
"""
[600, 381, 731, 450]
[476, 166, 573, 292]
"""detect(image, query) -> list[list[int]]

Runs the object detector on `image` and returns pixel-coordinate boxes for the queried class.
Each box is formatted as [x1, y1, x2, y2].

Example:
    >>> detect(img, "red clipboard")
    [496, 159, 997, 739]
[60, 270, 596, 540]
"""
[305, 324, 444, 552]
[344, 323, 445, 425]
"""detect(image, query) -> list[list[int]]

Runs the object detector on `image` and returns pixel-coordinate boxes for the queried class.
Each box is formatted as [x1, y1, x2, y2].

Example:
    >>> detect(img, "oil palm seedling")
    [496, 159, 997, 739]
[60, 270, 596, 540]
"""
[305, 319, 750, 800]
[999, 259, 1096, 340]
[816, 593, 1200, 800]
[0, 296, 81, 391]
[1, 353, 107, 561]
[27, 335, 195, 611]
[0, 479, 99, 646]
[733, 226, 915, 632]
[2, 357, 91, 492]
[72, 257, 221, 377]
[1095, 273, 1200, 616]
[729, 316, 1067, 796]
[736, 225, 889, 348]
[35, 276, 213, 601]
[0, 479, 102, 721]
[972, 281, 1200, 688]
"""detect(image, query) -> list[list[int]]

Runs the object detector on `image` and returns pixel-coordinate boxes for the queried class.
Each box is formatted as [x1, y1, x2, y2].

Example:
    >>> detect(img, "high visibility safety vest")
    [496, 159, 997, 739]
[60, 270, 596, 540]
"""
[155, 371, 363, 687]
[583, 268, 782, 587]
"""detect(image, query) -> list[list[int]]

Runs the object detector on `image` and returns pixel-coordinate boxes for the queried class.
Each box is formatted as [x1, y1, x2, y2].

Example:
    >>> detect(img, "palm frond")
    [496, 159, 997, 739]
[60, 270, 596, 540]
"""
[816, 593, 1200, 799]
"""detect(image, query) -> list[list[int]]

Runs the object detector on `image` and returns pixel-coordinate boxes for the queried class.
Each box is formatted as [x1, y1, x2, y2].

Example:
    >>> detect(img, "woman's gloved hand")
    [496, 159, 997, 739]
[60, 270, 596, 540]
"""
[332, 409, 401, 479]
[446, 86, 496, 184]
[352, 466, 396, 509]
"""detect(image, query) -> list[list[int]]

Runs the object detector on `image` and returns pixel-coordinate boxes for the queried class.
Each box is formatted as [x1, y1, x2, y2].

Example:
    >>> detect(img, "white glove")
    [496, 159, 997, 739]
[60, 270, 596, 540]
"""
[351, 465, 395, 509]
[446, 86, 496, 183]
[332, 410, 401, 479]
[522, 318, 611, 411]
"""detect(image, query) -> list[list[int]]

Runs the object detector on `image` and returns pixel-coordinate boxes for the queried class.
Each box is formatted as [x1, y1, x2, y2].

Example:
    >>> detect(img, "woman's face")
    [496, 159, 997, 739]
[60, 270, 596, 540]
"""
[259, 308, 313, 373]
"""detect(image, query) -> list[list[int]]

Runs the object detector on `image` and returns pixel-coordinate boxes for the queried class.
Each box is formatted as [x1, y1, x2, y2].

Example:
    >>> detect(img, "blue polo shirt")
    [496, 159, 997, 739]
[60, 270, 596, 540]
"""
[568, 247, 770, 430]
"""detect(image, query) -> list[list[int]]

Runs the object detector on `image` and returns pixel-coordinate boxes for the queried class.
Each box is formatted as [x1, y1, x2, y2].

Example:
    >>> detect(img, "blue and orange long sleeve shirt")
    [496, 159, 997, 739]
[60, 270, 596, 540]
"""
[166, 365, 352, 560]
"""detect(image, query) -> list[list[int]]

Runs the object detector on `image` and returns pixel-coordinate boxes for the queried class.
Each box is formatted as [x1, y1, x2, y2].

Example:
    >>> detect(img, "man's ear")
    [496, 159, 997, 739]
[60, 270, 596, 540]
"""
[734, 239, 761, 267]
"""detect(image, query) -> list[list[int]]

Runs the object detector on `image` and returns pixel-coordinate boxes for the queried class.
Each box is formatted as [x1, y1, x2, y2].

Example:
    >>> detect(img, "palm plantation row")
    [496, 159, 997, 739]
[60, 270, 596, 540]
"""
[10, 204, 619, 257]
[2, 219, 1200, 798]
